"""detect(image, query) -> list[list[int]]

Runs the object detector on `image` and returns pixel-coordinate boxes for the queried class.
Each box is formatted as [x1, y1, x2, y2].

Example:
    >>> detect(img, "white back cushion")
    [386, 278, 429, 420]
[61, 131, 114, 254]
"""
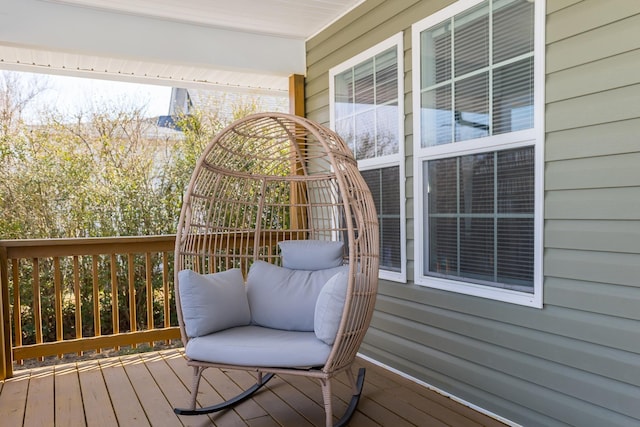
[314, 271, 349, 345]
[178, 268, 251, 338]
[246, 261, 348, 331]
[278, 240, 344, 270]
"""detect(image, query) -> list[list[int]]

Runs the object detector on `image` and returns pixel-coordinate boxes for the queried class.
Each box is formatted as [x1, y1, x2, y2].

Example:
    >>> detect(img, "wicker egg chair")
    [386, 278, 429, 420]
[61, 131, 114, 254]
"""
[174, 112, 379, 426]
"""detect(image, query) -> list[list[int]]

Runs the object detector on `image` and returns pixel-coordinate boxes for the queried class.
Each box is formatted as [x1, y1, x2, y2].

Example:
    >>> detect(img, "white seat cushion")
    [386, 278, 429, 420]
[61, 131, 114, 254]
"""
[185, 325, 332, 367]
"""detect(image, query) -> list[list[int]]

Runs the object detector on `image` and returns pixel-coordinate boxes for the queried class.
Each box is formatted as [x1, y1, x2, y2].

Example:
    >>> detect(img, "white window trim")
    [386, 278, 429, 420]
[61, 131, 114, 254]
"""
[329, 32, 407, 283]
[411, 0, 544, 307]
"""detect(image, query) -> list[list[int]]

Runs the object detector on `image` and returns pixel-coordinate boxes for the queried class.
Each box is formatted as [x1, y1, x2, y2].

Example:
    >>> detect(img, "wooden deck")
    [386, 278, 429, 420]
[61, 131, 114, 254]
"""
[0, 349, 505, 426]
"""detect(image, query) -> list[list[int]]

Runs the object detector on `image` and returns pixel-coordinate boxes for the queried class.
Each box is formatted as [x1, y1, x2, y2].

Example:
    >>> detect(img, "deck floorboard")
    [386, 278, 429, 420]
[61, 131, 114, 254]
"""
[0, 349, 506, 426]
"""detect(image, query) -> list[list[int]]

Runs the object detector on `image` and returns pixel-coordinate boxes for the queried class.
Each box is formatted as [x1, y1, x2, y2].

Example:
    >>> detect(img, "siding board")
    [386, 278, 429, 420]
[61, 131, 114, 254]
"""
[545, 219, 640, 253]
[546, 0, 582, 15]
[545, 187, 640, 220]
[545, 277, 640, 321]
[546, 0, 640, 43]
[546, 83, 640, 132]
[546, 153, 640, 190]
[545, 248, 640, 288]
[546, 48, 640, 102]
[546, 13, 640, 73]
[545, 118, 640, 161]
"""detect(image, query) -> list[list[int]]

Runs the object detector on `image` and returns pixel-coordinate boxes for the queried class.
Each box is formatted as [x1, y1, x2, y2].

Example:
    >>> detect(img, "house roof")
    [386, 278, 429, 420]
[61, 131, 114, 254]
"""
[0, 0, 363, 93]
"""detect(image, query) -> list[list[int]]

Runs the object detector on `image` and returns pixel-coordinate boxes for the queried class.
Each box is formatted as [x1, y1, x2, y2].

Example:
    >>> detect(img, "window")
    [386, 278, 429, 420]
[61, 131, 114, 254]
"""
[330, 33, 406, 282]
[413, 0, 543, 306]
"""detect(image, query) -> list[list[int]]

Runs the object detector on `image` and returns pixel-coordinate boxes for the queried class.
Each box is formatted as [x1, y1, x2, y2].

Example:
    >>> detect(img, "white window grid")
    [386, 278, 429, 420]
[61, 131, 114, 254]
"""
[412, 0, 544, 307]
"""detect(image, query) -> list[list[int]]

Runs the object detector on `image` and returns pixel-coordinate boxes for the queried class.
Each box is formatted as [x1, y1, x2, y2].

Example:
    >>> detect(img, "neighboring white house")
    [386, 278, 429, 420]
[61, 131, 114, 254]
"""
[157, 87, 288, 129]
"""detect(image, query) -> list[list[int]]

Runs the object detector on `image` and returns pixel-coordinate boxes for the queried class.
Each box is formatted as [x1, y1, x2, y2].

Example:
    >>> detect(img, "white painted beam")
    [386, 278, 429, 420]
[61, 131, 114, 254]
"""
[0, 0, 305, 90]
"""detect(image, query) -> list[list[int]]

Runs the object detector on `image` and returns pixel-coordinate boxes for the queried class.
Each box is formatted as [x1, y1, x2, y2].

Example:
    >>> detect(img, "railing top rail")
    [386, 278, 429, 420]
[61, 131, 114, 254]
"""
[0, 235, 177, 258]
[0, 235, 176, 247]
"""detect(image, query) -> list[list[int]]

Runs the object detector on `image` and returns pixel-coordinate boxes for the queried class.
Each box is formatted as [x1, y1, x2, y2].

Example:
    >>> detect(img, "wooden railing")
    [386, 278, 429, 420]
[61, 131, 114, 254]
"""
[0, 235, 180, 379]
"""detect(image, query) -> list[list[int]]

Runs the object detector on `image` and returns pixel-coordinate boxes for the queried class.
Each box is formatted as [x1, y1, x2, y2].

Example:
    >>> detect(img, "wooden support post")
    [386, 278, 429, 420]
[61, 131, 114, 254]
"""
[288, 74, 309, 237]
[289, 74, 305, 117]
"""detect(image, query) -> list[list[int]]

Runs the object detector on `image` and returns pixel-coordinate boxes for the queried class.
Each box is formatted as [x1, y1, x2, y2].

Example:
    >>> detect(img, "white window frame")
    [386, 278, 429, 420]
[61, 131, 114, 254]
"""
[330, 32, 407, 283]
[412, 0, 544, 307]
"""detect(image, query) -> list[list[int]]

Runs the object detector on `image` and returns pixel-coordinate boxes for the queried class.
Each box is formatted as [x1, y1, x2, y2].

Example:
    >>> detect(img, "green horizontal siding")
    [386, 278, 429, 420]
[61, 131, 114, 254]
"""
[545, 277, 640, 321]
[546, 12, 640, 73]
[546, 49, 640, 103]
[546, 153, 640, 190]
[306, 0, 640, 426]
[546, 187, 640, 220]
[546, 84, 640, 132]
[545, 219, 640, 253]
[546, 0, 640, 43]
[545, 248, 640, 289]
[545, 118, 640, 161]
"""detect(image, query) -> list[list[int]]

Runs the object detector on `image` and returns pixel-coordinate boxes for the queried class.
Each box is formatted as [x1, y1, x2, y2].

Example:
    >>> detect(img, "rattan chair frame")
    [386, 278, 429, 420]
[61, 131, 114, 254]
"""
[173, 112, 379, 426]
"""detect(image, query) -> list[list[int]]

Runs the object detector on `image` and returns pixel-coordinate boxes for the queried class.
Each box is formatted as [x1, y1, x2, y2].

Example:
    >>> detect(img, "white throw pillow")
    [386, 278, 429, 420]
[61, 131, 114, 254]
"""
[246, 260, 348, 331]
[178, 268, 251, 338]
[314, 271, 349, 345]
[278, 240, 344, 270]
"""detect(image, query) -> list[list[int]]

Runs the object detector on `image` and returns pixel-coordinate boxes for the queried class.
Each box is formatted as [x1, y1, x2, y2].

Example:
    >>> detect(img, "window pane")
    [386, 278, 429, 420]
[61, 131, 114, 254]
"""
[335, 118, 354, 154]
[454, 1, 489, 77]
[381, 166, 400, 214]
[493, 0, 534, 64]
[459, 217, 494, 282]
[421, 84, 452, 147]
[355, 110, 375, 159]
[354, 60, 374, 106]
[497, 146, 534, 213]
[427, 156, 457, 214]
[421, 21, 452, 87]
[376, 105, 399, 156]
[497, 218, 534, 287]
[419, 0, 534, 147]
[334, 69, 353, 104]
[382, 217, 402, 272]
[493, 57, 534, 134]
[428, 217, 457, 276]
[459, 153, 493, 214]
[425, 146, 534, 290]
[376, 48, 398, 105]
[455, 72, 489, 141]
[361, 169, 381, 212]
[362, 166, 401, 272]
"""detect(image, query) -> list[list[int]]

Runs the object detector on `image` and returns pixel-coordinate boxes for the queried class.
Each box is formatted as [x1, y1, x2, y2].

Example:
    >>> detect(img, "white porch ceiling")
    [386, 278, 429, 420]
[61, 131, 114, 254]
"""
[49, 0, 358, 39]
[0, 0, 363, 92]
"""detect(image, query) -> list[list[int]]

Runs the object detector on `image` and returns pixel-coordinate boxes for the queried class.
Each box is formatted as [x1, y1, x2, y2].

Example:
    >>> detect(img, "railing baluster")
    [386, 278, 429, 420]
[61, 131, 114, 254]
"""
[128, 253, 136, 349]
[162, 252, 170, 345]
[146, 252, 153, 347]
[110, 253, 119, 351]
[11, 259, 21, 363]
[73, 256, 82, 356]
[53, 257, 63, 358]
[32, 258, 43, 361]
[92, 255, 101, 353]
